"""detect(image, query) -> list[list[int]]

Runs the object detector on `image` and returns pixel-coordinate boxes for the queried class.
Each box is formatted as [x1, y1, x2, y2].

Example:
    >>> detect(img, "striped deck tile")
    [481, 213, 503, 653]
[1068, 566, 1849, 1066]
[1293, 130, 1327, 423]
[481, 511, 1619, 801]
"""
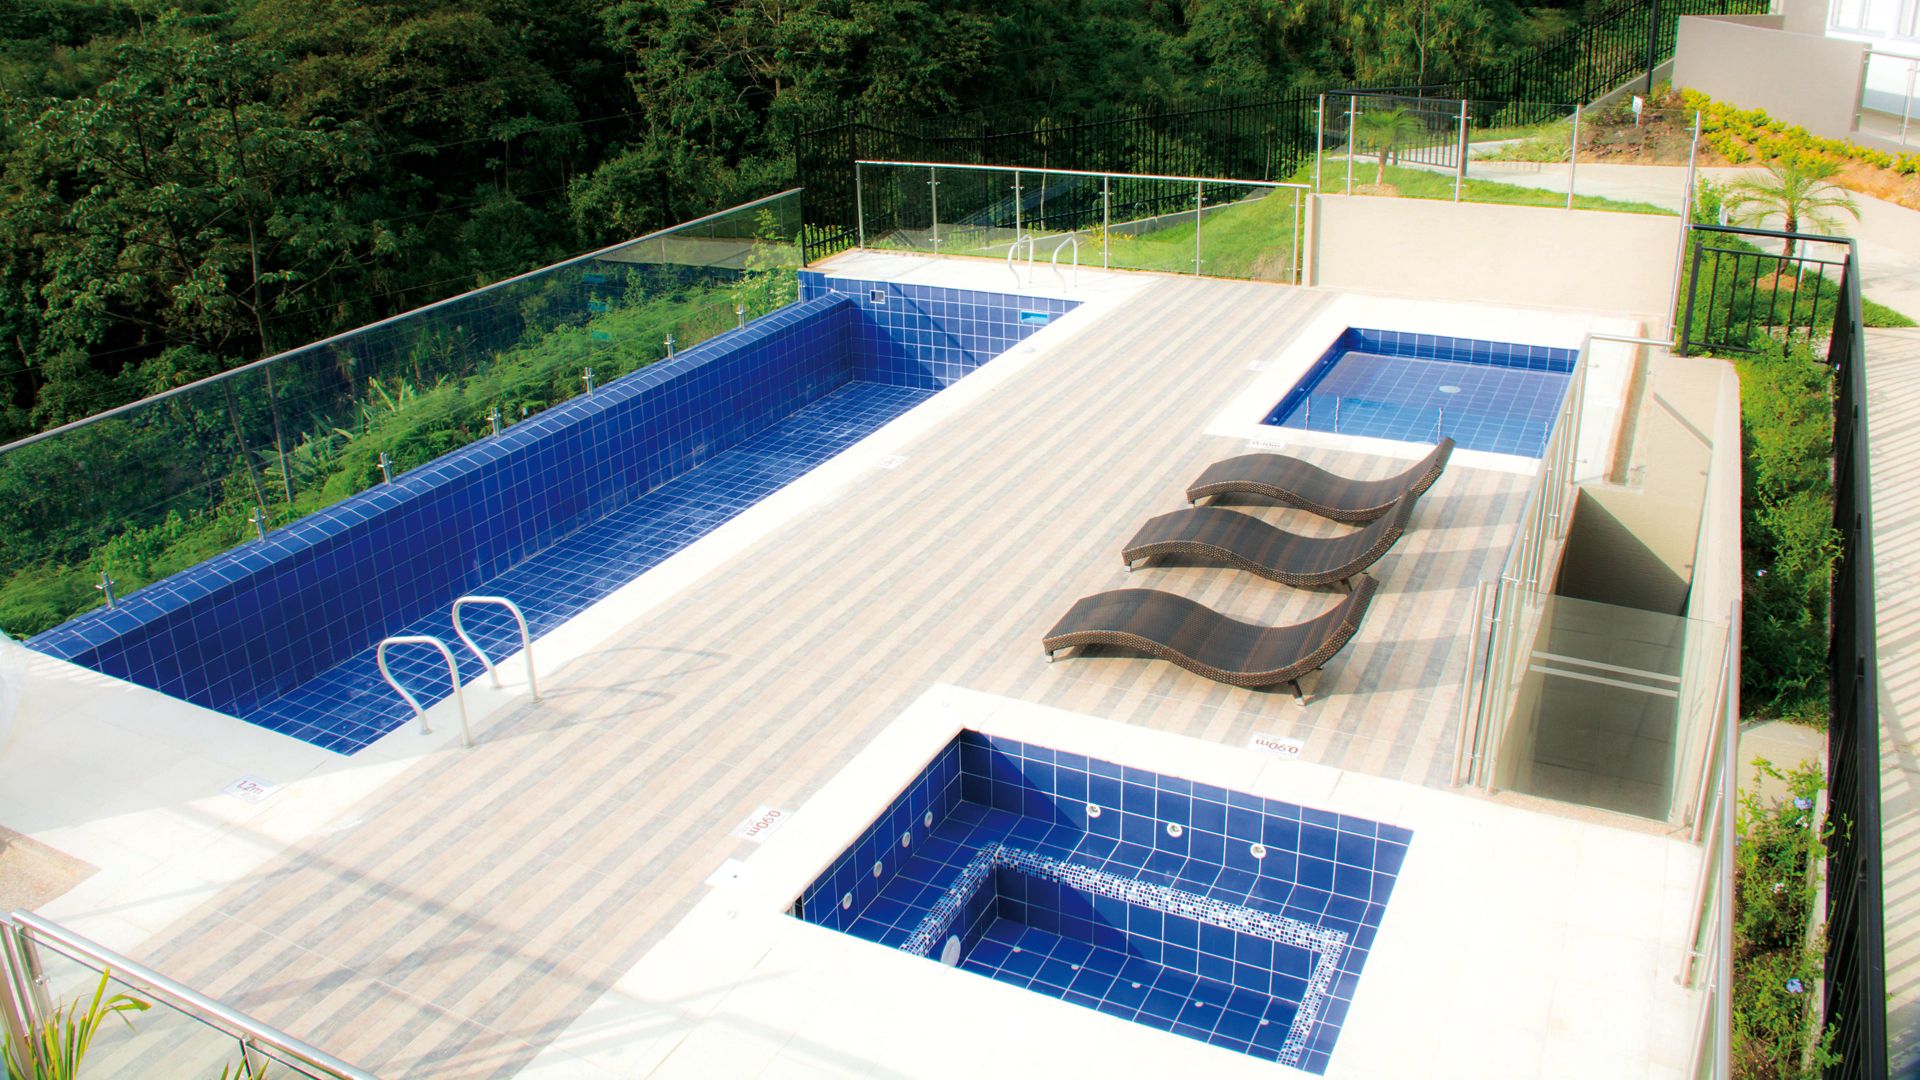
[132, 275, 1530, 1078]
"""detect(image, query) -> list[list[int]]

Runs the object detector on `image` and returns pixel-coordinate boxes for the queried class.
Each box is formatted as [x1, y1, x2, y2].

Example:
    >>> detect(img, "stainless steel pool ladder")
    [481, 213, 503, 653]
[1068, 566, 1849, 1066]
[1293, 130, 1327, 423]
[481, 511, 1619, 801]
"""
[451, 594, 541, 700]
[1050, 236, 1080, 288]
[1007, 234, 1036, 285]
[375, 635, 473, 748]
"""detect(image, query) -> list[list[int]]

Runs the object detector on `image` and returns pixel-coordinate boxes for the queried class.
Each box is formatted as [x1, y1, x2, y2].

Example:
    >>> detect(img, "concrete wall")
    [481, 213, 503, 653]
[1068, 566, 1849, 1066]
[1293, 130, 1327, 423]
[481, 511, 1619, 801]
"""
[1556, 352, 1729, 614]
[1781, 0, 1828, 39]
[1307, 194, 1683, 320]
[1672, 16, 1866, 137]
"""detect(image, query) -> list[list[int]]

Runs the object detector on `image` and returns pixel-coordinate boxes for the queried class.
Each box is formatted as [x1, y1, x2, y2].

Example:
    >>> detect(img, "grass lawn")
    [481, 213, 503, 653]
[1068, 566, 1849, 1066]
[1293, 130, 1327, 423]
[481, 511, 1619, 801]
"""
[1297, 158, 1673, 214]
[917, 165, 1673, 284]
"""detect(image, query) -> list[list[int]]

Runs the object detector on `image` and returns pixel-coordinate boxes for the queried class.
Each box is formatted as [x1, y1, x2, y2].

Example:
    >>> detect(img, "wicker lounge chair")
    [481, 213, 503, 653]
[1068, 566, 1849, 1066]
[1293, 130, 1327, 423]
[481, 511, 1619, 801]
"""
[1185, 437, 1454, 523]
[1040, 575, 1378, 702]
[1120, 493, 1415, 587]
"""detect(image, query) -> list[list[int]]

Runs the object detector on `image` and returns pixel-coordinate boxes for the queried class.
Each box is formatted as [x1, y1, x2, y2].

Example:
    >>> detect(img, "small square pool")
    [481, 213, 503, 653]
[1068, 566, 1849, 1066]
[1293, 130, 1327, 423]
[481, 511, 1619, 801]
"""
[791, 732, 1412, 1073]
[1265, 327, 1577, 457]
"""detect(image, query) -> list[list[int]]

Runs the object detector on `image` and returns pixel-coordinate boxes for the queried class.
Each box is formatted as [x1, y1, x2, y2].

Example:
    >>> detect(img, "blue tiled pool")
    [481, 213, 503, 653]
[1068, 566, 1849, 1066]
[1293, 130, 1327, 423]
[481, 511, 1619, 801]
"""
[1265, 327, 1577, 457]
[31, 276, 1074, 753]
[795, 733, 1411, 1073]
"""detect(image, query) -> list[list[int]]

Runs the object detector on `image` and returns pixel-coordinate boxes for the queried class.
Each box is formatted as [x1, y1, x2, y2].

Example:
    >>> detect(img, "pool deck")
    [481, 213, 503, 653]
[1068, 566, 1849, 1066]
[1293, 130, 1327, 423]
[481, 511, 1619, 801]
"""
[1, 257, 1700, 1078]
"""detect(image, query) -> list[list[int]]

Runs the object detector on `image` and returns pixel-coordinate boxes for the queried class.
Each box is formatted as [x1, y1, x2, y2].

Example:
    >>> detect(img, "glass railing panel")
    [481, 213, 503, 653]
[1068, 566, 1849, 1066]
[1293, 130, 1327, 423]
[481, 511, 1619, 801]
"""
[0, 190, 805, 638]
[1099, 174, 1211, 276]
[852, 161, 1307, 285]
[1195, 184, 1301, 284]
[23, 945, 246, 1078]
[1495, 593, 1726, 821]
[858, 162, 936, 253]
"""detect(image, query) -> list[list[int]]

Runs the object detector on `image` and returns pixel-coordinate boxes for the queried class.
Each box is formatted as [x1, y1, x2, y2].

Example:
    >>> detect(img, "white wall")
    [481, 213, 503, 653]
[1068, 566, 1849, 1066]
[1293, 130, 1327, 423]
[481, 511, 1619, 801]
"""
[1307, 194, 1684, 322]
[1673, 16, 1869, 137]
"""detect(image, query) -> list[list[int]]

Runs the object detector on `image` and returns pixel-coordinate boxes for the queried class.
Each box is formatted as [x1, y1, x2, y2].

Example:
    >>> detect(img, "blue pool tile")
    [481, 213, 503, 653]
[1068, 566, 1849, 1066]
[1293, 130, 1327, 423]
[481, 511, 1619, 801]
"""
[795, 732, 1409, 1073]
[1263, 325, 1577, 457]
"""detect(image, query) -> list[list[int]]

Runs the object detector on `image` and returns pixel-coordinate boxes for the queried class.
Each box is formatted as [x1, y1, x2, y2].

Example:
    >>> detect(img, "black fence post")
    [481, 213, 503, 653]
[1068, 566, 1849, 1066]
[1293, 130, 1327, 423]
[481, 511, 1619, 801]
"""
[1645, 0, 1662, 96]
[1678, 233, 1703, 355]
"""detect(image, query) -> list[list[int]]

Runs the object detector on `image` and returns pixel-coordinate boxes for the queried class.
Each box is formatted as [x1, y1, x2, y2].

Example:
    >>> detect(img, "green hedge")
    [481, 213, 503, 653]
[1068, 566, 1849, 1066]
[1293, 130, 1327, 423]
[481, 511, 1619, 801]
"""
[1734, 343, 1840, 723]
[1732, 760, 1837, 1077]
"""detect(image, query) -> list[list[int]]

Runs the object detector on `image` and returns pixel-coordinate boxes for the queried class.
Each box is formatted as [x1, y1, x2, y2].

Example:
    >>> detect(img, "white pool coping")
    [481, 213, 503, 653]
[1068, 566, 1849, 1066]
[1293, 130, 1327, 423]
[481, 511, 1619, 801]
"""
[518, 683, 1706, 1080]
[1205, 292, 1643, 480]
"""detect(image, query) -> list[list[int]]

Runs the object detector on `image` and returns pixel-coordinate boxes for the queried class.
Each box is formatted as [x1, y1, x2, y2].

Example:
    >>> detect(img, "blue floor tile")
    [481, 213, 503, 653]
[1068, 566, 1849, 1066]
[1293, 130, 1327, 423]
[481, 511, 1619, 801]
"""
[247, 381, 932, 752]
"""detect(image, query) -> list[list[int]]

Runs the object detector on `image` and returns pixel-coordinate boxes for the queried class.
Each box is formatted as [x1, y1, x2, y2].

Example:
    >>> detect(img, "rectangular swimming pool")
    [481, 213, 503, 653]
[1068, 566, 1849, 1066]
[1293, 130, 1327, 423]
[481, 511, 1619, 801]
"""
[1264, 327, 1577, 457]
[793, 732, 1411, 1073]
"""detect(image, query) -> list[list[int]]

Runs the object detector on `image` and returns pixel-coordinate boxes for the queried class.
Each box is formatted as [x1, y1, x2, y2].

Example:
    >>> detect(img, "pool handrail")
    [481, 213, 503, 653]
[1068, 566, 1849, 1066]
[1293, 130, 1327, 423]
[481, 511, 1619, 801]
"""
[451, 595, 540, 700]
[1051, 235, 1080, 288]
[1007, 234, 1036, 285]
[375, 634, 472, 747]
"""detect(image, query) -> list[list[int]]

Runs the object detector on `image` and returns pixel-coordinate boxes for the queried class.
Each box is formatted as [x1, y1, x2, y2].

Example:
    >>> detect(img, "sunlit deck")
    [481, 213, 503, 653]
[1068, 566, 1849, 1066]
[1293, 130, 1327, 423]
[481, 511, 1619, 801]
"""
[3, 257, 1709, 1079]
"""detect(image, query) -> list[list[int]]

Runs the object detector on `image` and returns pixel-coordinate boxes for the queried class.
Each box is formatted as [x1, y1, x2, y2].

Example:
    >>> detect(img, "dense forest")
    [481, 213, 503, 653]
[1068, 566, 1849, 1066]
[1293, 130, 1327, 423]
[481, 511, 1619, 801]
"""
[0, 0, 1590, 445]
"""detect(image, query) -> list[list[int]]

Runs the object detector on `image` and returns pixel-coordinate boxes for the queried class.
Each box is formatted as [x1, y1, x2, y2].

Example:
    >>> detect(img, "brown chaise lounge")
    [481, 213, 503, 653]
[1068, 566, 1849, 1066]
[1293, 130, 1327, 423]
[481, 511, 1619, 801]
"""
[1040, 575, 1378, 702]
[1186, 437, 1455, 523]
[1120, 494, 1416, 587]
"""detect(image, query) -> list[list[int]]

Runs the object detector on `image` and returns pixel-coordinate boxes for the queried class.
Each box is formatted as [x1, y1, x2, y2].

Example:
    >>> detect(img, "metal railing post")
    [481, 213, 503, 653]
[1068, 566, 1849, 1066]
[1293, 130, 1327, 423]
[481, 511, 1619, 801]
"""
[1568, 102, 1581, 210]
[1345, 97, 1356, 195]
[1292, 187, 1304, 284]
[0, 923, 44, 1073]
[1316, 94, 1327, 194]
[854, 163, 865, 248]
[1102, 175, 1112, 269]
[928, 166, 941, 251]
[1906, 58, 1918, 144]
[1455, 99, 1469, 202]
[1194, 181, 1204, 275]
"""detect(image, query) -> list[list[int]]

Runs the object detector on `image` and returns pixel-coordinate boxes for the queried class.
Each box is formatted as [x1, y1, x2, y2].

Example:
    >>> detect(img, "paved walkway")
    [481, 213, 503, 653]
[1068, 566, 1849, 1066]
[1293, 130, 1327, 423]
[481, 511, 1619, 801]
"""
[1866, 326, 1920, 1074]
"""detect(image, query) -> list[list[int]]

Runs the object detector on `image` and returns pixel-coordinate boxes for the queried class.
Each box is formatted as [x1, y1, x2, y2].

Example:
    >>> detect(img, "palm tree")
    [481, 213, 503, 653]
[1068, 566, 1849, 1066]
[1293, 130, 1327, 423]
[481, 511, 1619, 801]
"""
[1353, 107, 1427, 187]
[1722, 159, 1861, 258]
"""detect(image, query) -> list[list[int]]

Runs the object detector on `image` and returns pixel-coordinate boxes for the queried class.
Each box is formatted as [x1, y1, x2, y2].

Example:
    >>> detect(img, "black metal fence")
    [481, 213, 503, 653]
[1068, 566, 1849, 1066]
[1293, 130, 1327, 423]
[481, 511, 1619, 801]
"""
[795, 0, 1768, 261]
[1823, 237, 1888, 1080]
[1679, 223, 1887, 1079]
[1678, 226, 1851, 355]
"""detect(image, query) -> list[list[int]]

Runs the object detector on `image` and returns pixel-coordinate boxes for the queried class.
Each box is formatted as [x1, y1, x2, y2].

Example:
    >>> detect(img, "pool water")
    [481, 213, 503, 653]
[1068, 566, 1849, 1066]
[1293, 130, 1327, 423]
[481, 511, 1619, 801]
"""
[1265, 327, 1577, 457]
[793, 732, 1411, 1073]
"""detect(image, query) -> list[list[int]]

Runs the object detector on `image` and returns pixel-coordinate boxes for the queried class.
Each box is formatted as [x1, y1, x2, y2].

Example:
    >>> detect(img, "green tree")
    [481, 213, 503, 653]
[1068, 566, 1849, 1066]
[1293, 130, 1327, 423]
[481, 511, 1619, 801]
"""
[1353, 106, 1426, 186]
[0, 18, 387, 429]
[1723, 159, 1861, 258]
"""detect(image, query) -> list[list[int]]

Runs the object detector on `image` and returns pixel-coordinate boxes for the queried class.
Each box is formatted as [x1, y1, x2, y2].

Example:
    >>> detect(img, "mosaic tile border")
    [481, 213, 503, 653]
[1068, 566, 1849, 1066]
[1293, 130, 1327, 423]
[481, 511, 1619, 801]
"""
[903, 841, 1346, 1068]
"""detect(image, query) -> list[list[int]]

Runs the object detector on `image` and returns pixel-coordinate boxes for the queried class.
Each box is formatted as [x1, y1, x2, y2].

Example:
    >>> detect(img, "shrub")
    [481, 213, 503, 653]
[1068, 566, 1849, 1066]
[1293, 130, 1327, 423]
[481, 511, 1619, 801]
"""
[1735, 344, 1839, 723]
[1731, 760, 1839, 1078]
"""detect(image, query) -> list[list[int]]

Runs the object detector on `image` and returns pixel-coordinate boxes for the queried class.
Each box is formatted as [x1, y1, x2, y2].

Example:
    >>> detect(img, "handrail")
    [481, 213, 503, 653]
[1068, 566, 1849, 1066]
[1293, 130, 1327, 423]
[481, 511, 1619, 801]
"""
[1007, 234, 1036, 285]
[1050, 235, 1080, 288]
[855, 159, 1308, 191]
[4, 909, 378, 1079]
[0, 188, 805, 456]
[375, 635, 472, 748]
[451, 595, 540, 700]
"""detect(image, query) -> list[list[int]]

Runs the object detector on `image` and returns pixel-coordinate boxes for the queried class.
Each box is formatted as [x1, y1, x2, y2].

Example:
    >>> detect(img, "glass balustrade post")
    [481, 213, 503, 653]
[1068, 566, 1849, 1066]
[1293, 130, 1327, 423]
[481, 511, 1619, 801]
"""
[1193, 181, 1203, 276]
[1102, 176, 1111, 270]
[928, 166, 940, 252]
